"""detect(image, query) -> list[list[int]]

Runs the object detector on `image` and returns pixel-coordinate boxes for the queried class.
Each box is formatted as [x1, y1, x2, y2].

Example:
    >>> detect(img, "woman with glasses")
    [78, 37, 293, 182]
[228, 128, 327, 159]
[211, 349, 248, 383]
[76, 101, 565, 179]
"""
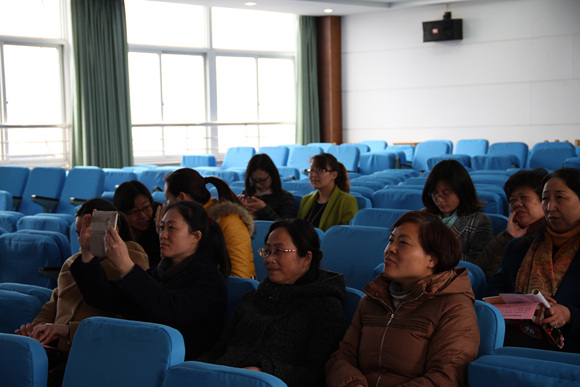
[422, 160, 493, 264]
[239, 154, 295, 220]
[198, 218, 346, 387]
[162, 168, 255, 279]
[297, 153, 358, 232]
[113, 180, 161, 267]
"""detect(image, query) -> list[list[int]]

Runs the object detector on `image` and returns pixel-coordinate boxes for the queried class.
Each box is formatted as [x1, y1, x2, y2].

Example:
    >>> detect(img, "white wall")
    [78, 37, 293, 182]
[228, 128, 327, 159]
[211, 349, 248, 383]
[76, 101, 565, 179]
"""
[341, 0, 580, 149]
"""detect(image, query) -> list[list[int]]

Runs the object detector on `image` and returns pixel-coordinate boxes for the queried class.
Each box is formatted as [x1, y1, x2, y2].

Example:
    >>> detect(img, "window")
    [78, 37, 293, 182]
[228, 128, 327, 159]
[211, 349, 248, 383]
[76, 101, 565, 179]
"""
[126, 1, 296, 163]
[0, 0, 68, 165]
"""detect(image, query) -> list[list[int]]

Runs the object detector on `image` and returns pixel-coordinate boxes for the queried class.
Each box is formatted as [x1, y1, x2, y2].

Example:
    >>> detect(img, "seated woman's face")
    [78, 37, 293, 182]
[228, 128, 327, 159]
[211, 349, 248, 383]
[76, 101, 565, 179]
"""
[125, 194, 153, 232]
[250, 168, 272, 193]
[263, 227, 311, 285]
[430, 181, 460, 218]
[509, 186, 543, 227]
[542, 177, 580, 233]
[383, 222, 438, 291]
[158, 208, 200, 261]
[309, 162, 337, 191]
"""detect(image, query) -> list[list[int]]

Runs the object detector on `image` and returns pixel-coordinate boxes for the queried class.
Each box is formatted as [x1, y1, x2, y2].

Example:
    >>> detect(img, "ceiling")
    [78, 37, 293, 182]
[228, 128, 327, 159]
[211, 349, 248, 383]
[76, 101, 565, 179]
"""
[159, 0, 489, 16]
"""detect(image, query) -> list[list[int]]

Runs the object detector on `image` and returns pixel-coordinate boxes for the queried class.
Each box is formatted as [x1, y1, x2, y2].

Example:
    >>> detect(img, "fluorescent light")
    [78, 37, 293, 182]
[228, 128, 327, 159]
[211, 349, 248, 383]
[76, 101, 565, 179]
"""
[324, 8, 333, 13]
[245, 2, 257, 5]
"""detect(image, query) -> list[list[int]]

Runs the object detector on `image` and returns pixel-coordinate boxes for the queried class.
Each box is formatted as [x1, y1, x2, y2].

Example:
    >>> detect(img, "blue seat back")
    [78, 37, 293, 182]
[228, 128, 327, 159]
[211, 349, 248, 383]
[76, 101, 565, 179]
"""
[532, 141, 576, 152]
[102, 169, 138, 191]
[17, 215, 70, 237]
[478, 191, 504, 215]
[307, 142, 333, 152]
[488, 142, 529, 168]
[372, 189, 424, 211]
[200, 169, 239, 184]
[225, 276, 259, 325]
[138, 168, 178, 192]
[358, 152, 395, 175]
[0, 212, 24, 232]
[251, 220, 273, 281]
[472, 155, 520, 170]
[399, 176, 427, 186]
[321, 225, 390, 291]
[527, 147, 577, 171]
[276, 166, 301, 180]
[258, 147, 289, 166]
[349, 186, 374, 201]
[54, 167, 105, 215]
[457, 261, 487, 300]
[360, 140, 387, 152]
[281, 180, 314, 195]
[63, 317, 185, 387]
[470, 174, 509, 187]
[454, 139, 489, 157]
[350, 178, 385, 192]
[0, 166, 30, 198]
[352, 193, 371, 210]
[163, 361, 288, 387]
[221, 147, 256, 170]
[0, 233, 61, 288]
[0, 282, 53, 305]
[473, 300, 505, 358]
[287, 146, 322, 179]
[386, 145, 415, 162]
[413, 140, 451, 171]
[352, 143, 370, 154]
[351, 208, 407, 229]
[344, 287, 364, 326]
[16, 229, 71, 263]
[565, 157, 580, 169]
[181, 154, 217, 168]
[328, 144, 361, 172]
[0, 333, 48, 387]
[427, 154, 471, 170]
[18, 167, 66, 215]
[0, 290, 42, 334]
[487, 214, 509, 236]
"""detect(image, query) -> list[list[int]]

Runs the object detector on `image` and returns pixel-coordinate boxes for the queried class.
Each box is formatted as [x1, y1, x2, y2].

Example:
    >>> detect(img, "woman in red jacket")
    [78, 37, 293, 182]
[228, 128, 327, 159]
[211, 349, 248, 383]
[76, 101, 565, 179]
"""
[326, 211, 480, 387]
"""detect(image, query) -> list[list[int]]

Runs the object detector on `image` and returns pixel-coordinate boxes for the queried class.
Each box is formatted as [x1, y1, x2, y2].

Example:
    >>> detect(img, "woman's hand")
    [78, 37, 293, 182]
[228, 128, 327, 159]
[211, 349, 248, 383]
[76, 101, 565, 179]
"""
[240, 196, 266, 213]
[29, 323, 69, 345]
[506, 211, 528, 238]
[540, 296, 572, 328]
[15, 323, 33, 336]
[155, 204, 166, 234]
[80, 213, 94, 263]
[243, 367, 262, 372]
[104, 226, 135, 276]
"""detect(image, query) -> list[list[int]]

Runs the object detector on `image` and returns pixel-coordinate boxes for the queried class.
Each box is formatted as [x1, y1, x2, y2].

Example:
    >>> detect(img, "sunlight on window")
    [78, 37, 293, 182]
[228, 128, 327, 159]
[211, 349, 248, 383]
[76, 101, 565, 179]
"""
[212, 7, 295, 51]
[128, 52, 162, 124]
[216, 56, 258, 122]
[258, 58, 295, 122]
[218, 125, 259, 153]
[125, 0, 205, 48]
[0, 0, 61, 38]
[132, 126, 163, 157]
[4, 45, 62, 124]
[163, 126, 207, 155]
[6, 128, 66, 159]
[161, 55, 206, 123]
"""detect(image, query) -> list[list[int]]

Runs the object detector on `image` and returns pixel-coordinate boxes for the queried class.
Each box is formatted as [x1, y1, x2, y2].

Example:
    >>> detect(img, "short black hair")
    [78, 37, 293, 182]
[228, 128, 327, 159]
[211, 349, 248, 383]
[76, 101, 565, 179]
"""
[542, 168, 580, 200]
[503, 168, 548, 200]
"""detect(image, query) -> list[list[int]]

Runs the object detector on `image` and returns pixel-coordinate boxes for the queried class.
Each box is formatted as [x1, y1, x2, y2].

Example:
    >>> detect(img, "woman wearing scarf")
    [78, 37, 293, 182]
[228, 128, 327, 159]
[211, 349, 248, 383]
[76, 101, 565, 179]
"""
[485, 168, 580, 353]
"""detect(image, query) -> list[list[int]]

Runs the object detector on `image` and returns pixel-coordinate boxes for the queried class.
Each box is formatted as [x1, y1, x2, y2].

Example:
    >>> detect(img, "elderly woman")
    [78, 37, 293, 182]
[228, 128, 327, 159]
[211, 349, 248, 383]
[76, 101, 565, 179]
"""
[486, 168, 580, 353]
[198, 218, 346, 387]
[422, 160, 493, 264]
[476, 168, 548, 279]
[326, 211, 480, 387]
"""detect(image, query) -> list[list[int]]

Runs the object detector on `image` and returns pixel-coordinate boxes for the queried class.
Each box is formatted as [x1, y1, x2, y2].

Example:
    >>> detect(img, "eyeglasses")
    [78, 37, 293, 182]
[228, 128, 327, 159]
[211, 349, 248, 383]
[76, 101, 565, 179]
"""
[258, 248, 298, 259]
[305, 169, 334, 175]
[430, 190, 455, 200]
[250, 175, 270, 185]
[126, 203, 153, 218]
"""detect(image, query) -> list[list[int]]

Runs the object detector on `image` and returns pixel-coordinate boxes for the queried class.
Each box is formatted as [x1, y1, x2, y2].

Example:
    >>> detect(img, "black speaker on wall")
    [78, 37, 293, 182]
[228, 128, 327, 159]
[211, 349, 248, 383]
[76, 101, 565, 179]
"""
[423, 12, 463, 42]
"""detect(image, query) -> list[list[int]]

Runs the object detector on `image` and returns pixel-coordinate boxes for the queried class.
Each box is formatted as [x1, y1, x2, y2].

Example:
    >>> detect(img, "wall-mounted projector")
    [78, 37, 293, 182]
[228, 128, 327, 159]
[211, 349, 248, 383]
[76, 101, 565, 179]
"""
[423, 12, 463, 42]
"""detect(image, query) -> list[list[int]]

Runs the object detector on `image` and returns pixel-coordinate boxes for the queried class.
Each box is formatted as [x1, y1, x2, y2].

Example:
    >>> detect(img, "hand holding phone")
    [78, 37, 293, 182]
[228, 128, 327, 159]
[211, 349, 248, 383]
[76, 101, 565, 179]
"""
[89, 211, 118, 257]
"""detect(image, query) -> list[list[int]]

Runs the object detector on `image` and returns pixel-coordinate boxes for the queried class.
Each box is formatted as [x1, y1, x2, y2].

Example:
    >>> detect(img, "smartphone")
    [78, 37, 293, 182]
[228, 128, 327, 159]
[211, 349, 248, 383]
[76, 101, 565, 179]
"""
[89, 211, 118, 257]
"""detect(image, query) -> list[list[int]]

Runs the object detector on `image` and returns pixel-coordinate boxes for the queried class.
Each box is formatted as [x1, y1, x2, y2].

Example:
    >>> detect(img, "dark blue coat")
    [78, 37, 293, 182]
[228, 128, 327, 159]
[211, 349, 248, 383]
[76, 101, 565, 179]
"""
[485, 235, 580, 353]
[71, 251, 228, 360]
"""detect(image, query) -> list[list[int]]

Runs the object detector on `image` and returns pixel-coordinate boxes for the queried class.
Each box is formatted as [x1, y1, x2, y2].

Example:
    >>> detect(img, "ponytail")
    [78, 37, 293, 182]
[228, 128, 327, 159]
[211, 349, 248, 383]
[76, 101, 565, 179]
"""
[204, 176, 243, 205]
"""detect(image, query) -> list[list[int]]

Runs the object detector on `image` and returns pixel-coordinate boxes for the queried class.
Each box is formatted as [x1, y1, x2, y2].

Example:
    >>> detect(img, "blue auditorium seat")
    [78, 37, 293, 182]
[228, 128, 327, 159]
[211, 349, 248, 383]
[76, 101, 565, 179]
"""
[412, 140, 452, 171]
[0, 333, 48, 387]
[282, 180, 314, 195]
[225, 276, 259, 325]
[457, 261, 487, 300]
[0, 166, 30, 211]
[352, 193, 371, 210]
[162, 361, 288, 387]
[344, 287, 364, 325]
[488, 142, 528, 168]
[386, 144, 415, 163]
[199, 169, 240, 184]
[287, 146, 322, 180]
[0, 282, 53, 305]
[0, 289, 43, 334]
[472, 154, 520, 170]
[372, 188, 424, 211]
[181, 154, 217, 168]
[527, 147, 577, 171]
[531, 141, 576, 153]
[350, 208, 407, 229]
[349, 186, 375, 201]
[15, 229, 71, 263]
[307, 142, 333, 152]
[478, 191, 504, 215]
[328, 144, 361, 172]
[62, 317, 185, 387]
[101, 169, 138, 201]
[487, 214, 509, 236]
[360, 140, 387, 152]
[470, 174, 509, 187]
[398, 176, 427, 186]
[454, 139, 489, 157]
[358, 152, 395, 175]
[352, 143, 370, 154]
[427, 154, 471, 170]
[0, 233, 61, 288]
[138, 168, 178, 193]
[473, 300, 505, 358]
[17, 215, 71, 236]
[321, 225, 390, 291]
[258, 146, 289, 166]
[350, 178, 385, 192]
[251, 220, 273, 282]
[565, 157, 580, 169]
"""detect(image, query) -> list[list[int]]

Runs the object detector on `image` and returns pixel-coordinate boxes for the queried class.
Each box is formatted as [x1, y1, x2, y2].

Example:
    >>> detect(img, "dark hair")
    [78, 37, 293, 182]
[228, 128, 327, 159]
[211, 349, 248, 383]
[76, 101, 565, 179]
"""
[422, 160, 483, 216]
[164, 168, 242, 206]
[310, 153, 350, 193]
[76, 198, 134, 242]
[542, 168, 580, 200]
[165, 201, 231, 277]
[113, 180, 154, 213]
[503, 168, 549, 200]
[392, 211, 461, 274]
[265, 218, 323, 271]
[243, 154, 283, 197]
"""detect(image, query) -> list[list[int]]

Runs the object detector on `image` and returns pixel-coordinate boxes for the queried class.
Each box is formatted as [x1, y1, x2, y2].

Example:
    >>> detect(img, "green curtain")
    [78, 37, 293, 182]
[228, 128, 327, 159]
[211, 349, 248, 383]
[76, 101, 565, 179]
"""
[71, 0, 133, 168]
[296, 16, 320, 145]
